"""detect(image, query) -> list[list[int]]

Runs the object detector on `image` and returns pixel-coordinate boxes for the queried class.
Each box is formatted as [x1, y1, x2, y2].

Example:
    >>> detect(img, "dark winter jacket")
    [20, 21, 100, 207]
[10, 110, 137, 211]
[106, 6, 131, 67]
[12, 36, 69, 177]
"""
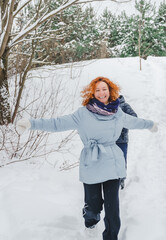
[116, 95, 137, 144]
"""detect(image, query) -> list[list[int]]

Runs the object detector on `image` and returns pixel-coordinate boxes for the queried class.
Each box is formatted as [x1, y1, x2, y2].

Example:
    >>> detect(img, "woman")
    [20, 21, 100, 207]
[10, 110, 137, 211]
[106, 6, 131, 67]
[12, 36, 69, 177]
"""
[16, 77, 158, 240]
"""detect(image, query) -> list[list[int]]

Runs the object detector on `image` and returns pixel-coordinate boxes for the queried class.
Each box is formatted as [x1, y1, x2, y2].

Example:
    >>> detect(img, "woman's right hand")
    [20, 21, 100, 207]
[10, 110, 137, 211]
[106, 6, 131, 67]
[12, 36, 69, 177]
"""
[16, 118, 31, 134]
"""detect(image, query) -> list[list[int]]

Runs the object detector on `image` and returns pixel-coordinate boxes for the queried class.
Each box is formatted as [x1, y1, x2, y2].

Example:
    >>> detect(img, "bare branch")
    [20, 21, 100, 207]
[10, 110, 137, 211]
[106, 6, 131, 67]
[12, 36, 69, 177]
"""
[1, 3, 8, 29]
[0, 0, 15, 58]
[60, 161, 79, 171]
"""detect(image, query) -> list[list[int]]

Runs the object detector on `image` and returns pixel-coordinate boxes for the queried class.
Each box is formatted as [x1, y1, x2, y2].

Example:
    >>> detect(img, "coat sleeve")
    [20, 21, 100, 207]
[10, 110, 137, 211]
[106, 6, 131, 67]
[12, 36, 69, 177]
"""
[30, 109, 81, 132]
[122, 111, 153, 130]
[123, 103, 137, 117]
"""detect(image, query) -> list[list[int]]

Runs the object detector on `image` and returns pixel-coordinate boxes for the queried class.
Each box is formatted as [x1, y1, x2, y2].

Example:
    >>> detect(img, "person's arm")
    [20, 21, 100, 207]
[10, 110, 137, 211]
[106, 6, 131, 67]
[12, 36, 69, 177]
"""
[30, 112, 79, 132]
[122, 111, 154, 130]
[16, 109, 81, 134]
[123, 103, 137, 117]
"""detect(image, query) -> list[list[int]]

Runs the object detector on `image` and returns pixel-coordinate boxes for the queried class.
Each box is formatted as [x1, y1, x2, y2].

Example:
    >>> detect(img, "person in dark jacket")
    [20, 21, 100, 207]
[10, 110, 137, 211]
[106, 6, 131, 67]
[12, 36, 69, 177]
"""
[116, 95, 137, 189]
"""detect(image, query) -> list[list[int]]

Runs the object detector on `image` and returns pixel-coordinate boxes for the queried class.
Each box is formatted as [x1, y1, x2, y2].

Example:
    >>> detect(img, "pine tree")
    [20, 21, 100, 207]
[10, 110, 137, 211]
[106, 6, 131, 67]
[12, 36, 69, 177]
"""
[98, 8, 123, 57]
[119, 0, 159, 61]
[153, 1, 166, 56]
[30, 2, 100, 63]
[118, 12, 140, 57]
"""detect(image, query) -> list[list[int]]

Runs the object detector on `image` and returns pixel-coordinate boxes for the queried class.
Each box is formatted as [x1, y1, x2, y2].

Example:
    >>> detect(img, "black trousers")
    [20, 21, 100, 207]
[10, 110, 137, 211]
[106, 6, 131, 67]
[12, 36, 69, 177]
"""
[116, 142, 128, 168]
[83, 179, 121, 240]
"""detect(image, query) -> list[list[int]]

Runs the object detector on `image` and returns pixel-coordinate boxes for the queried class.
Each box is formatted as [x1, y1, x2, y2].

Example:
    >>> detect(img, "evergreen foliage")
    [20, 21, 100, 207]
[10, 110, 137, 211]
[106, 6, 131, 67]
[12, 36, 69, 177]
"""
[22, 1, 101, 64]
[154, 1, 166, 56]
[106, 0, 166, 58]
[20, 0, 166, 64]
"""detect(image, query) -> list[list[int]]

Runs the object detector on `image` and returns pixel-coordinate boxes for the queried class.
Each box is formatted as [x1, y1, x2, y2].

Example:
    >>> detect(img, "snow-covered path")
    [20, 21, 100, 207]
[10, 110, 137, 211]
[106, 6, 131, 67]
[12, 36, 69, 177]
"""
[0, 57, 166, 240]
[119, 57, 166, 240]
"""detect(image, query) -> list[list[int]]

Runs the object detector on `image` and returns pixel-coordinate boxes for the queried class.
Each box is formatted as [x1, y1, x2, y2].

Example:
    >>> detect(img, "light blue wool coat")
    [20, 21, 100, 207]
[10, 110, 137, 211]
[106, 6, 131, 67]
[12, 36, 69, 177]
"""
[30, 107, 153, 184]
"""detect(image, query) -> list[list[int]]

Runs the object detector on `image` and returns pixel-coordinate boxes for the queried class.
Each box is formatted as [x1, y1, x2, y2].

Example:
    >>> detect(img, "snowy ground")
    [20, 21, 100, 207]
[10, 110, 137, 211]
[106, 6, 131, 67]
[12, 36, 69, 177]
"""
[0, 57, 166, 240]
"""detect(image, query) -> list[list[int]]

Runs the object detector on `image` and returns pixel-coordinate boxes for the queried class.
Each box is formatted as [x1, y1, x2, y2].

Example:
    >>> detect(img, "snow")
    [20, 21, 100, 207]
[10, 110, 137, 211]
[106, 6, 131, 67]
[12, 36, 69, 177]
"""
[0, 56, 166, 240]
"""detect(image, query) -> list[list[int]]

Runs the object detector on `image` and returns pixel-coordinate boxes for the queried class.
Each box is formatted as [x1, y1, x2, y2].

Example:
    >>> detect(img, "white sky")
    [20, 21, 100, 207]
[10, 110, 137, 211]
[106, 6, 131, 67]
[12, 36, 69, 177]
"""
[88, 0, 164, 16]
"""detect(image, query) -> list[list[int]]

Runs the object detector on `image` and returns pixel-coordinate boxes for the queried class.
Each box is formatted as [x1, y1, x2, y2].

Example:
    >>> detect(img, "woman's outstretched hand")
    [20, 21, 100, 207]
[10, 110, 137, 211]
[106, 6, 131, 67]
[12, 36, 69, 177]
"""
[149, 122, 158, 133]
[16, 118, 31, 134]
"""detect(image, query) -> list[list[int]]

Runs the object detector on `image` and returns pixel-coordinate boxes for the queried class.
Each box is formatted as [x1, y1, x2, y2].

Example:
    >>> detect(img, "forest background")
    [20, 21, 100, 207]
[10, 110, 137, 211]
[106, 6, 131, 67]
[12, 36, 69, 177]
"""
[17, 0, 166, 64]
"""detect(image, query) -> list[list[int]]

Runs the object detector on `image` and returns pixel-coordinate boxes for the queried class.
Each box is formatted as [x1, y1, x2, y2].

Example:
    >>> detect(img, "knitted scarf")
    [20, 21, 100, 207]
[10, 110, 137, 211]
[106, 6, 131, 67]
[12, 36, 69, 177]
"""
[86, 98, 120, 116]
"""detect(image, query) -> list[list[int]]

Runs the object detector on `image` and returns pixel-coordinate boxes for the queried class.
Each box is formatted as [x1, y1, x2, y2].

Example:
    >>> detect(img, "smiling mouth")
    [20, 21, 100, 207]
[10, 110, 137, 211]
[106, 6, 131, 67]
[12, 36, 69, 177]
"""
[99, 96, 106, 99]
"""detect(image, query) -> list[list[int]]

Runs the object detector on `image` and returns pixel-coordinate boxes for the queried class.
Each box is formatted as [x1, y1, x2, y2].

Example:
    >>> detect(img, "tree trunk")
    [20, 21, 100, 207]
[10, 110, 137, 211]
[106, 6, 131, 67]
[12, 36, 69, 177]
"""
[138, 19, 142, 71]
[0, 49, 11, 125]
[100, 40, 108, 58]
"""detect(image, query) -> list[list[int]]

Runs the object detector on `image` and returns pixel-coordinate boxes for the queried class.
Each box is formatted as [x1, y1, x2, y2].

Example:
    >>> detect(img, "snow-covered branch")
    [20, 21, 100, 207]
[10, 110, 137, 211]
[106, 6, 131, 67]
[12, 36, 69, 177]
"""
[13, 0, 32, 18]
[9, 0, 128, 49]
[32, 60, 56, 65]
[11, 52, 31, 57]
[9, 0, 79, 49]
[3, 0, 132, 52]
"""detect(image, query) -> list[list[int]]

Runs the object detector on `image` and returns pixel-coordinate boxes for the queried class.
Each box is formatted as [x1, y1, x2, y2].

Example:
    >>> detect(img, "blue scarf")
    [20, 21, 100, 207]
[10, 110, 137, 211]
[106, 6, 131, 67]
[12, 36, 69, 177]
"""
[86, 98, 120, 116]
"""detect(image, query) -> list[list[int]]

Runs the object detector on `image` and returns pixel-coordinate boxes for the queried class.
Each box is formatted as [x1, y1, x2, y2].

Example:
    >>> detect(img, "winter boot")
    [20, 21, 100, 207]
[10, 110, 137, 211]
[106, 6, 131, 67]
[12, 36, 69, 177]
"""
[120, 178, 125, 190]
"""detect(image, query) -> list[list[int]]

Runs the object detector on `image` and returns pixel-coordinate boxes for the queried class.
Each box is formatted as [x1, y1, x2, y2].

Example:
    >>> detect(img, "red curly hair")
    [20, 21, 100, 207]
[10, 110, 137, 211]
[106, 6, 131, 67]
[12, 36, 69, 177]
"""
[81, 77, 120, 106]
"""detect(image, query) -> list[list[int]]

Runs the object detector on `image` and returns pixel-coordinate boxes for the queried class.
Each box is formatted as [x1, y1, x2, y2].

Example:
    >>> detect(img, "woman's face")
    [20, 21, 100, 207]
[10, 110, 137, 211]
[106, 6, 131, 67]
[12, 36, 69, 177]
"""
[94, 81, 110, 105]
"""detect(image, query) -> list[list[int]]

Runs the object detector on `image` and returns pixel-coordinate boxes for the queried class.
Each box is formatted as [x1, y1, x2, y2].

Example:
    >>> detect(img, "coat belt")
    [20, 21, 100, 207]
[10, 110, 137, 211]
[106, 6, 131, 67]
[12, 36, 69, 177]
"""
[84, 139, 115, 162]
